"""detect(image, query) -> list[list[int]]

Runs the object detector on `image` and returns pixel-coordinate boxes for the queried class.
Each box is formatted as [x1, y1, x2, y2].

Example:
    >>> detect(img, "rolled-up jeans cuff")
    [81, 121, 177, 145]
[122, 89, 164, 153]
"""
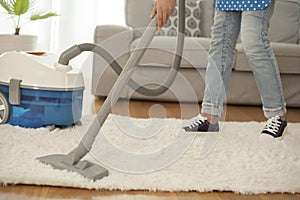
[263, 103, 287, 119]
[201, 102, 223, 117]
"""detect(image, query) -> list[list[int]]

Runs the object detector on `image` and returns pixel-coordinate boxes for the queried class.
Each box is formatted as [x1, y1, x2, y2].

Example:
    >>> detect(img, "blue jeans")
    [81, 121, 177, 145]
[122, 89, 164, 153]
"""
[201, 0, 287, 118]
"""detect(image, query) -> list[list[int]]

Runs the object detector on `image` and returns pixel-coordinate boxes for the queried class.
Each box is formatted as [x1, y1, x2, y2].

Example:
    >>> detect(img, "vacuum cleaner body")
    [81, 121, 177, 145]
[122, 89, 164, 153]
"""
[0, 52, 84, 128]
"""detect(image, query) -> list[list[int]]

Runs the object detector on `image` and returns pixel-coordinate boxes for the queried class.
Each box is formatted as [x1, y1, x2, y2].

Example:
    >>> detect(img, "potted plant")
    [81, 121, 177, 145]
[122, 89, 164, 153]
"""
[0, 0, 58, 54]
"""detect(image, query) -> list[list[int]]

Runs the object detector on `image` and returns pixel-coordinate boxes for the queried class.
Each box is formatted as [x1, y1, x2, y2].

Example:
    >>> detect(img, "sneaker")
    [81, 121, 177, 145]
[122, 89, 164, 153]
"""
[182, 114, 219, 132]
[261, 116, 287, 139]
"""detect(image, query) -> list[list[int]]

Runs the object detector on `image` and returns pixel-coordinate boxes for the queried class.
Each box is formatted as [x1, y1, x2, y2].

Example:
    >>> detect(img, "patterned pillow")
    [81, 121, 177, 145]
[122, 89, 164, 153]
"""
[156, 0, 201, 37]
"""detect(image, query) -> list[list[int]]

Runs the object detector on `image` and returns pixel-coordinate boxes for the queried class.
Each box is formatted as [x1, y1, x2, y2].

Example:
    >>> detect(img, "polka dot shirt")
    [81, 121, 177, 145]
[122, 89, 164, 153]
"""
[215, 0, 271, 11]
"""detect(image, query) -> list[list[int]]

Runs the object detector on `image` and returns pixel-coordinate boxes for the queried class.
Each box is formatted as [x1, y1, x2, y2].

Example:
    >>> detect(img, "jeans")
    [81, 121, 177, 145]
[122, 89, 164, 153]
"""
[201, 0, 287, 118]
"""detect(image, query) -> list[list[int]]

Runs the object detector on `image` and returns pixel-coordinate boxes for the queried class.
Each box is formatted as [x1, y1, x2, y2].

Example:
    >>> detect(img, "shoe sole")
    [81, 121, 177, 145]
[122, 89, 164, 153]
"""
[183, 130, 219, 134]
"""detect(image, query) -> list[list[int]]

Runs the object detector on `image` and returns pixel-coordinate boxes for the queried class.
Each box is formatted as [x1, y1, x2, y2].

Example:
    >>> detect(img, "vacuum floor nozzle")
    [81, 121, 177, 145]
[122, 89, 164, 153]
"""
[37, 154, 109, 181]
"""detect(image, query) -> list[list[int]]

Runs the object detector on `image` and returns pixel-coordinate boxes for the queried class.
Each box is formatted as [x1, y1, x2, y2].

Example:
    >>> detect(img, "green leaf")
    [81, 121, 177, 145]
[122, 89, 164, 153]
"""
[14, 0, 29, 15]
[30, 11, 58, 20]
[0, 0, 14, 14]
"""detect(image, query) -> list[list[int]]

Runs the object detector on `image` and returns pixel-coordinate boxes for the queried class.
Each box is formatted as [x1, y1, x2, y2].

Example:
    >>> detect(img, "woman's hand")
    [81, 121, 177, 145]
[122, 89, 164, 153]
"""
[150, 0, 176, 29]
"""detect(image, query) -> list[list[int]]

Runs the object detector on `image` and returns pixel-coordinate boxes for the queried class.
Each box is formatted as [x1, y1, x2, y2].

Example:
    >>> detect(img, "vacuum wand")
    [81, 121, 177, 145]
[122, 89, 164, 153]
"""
[66, 17, 158, 164]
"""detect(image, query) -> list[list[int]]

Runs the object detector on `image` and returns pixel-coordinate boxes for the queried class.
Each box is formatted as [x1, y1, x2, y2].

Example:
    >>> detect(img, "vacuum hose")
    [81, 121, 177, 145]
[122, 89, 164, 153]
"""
[58, 0, 185, 97]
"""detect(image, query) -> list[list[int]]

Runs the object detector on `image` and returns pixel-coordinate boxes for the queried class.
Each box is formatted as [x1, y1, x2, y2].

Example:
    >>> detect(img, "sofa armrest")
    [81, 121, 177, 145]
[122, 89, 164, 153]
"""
[94, 25, 132, 44]
[92, 25, 134, 96]
[93, 24, 134, 69]
[93, 25, 133, 63]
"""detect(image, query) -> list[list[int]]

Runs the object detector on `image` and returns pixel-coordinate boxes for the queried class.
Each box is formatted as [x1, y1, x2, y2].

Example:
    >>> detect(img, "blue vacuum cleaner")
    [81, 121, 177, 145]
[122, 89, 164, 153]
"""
[1, 0, 186, 181]
[0, 52, 84, 128]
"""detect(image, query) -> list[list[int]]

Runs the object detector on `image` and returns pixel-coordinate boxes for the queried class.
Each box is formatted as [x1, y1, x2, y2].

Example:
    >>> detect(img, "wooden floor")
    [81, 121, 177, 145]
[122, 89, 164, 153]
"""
[1, 98, 300, 200]
[93, 98, 300, 123]
[1, 184, 300, 200]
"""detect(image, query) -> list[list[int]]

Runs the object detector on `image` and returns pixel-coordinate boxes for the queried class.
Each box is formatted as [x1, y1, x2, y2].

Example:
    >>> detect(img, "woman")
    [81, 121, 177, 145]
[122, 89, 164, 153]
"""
[151, 0, 287, 139]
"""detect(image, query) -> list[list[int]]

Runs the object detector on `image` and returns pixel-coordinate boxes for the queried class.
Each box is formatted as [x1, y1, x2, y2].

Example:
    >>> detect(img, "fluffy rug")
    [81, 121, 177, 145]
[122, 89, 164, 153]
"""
[0, 114, 299, 194]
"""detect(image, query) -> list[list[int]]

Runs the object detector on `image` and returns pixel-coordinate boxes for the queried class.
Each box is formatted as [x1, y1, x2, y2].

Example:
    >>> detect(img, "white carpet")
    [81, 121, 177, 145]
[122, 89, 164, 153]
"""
[0, 114, 300, 194]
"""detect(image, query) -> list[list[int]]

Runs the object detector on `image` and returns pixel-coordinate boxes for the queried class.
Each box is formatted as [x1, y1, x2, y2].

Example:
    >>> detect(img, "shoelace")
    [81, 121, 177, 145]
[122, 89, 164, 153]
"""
[263, 116, 282, 134]
[188, 115, 207, 128]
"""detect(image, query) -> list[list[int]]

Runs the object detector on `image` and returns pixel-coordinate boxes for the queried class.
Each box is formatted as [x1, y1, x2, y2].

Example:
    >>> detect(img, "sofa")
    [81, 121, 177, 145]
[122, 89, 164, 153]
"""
[91, 0, 300, 107]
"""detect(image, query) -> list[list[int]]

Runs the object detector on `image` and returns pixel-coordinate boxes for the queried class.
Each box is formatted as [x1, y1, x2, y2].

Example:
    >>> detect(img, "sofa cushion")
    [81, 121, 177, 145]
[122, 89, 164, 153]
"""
[199, 0, 215, 38]
[125, 0, 215, 38]
[235, 42, 300, 74]
[125, 0, 153, 28]
[156, 0, 202, 37]
[130, 36, 211, 69]
[269, 0, 300, 44]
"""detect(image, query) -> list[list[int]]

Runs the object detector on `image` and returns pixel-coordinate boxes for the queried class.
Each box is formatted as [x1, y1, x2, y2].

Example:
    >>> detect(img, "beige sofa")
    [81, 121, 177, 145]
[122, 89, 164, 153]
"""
[92, 0, 300, 107]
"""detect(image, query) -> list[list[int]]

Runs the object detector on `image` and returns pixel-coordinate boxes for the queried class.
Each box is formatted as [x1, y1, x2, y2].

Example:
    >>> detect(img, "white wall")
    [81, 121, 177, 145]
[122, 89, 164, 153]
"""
[0, 0, 126, 53]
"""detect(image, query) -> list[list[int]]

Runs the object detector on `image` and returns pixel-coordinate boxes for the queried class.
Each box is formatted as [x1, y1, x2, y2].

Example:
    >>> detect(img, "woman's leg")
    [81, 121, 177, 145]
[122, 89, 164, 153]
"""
[201, 10, 241, 119]
[183, 11, 242, 132]
[240, 0, 287, 119]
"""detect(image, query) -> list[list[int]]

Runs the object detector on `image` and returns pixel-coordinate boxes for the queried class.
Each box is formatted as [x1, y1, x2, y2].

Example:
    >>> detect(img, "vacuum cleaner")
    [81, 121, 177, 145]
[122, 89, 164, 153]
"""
[0, 52, 84, 128]
[2, 0, 186, 180]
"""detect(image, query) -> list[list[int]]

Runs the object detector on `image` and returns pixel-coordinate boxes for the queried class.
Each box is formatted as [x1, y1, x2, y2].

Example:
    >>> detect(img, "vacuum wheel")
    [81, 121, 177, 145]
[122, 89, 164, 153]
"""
[0, 92, 10, 124]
